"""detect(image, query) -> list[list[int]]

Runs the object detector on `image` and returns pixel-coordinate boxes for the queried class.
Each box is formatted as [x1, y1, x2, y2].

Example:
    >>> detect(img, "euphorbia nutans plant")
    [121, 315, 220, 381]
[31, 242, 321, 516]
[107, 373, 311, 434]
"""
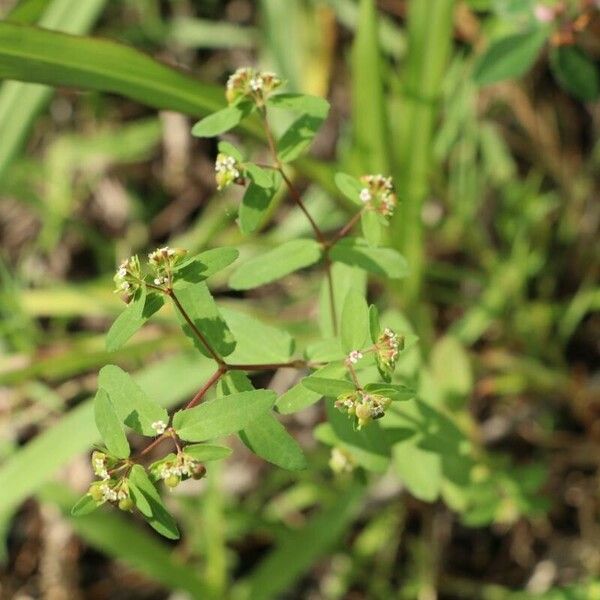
[72, 67, 414, 539]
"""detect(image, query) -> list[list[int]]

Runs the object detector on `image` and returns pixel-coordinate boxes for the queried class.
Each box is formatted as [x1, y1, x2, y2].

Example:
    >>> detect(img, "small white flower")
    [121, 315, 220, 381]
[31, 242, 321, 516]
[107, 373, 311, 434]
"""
[348, 350, 363, 364]
[100, 484, 118, 502]
[249, 76, 263, 92]
[151, 420, 167, 435]
[359, 188, 372, 203]
[121, 281, 130, 291]
[117, 267, 127, 278]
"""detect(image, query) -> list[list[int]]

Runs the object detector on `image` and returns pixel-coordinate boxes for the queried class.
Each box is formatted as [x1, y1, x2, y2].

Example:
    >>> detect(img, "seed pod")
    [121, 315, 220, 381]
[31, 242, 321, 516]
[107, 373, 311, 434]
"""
[190, 463, 207, 480]
[165, 474, 181, 488]
[118, 497, 134, 511]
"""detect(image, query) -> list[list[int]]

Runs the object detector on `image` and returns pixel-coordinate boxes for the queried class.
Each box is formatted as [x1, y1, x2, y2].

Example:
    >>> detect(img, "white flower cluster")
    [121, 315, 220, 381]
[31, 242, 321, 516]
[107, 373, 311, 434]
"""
[151, 420, 167, 435]
[215, 153, 241, 191]
[93, 455, 109, 480]
[360, 174, 397, 218]
[359, 188, 372, 203]
[347, 350, 363, 364]
[153, 452, 206, 488]
[376, 327, 402, 371]
[160, 461, 192, 481]
[148, 246, 176, 265]
[335, 390, 392, 429]
[147, 246, 186, 288]
[113, 255, 141, 295]
[225, 67, 282, 104]
[99, 483, 127, 503]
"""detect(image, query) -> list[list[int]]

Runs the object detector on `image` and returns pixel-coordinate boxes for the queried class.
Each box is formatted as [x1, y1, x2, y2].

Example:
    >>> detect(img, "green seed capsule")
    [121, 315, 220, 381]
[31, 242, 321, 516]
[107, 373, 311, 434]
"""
[89, 484, 104, 503]
[118, 497, 134, 511]
[165, 475, 180, 488]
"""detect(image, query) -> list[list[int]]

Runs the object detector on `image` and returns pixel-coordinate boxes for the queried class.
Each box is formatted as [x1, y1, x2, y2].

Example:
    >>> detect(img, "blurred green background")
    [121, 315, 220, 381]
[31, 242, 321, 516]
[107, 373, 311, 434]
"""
[0, 0, 599, 598]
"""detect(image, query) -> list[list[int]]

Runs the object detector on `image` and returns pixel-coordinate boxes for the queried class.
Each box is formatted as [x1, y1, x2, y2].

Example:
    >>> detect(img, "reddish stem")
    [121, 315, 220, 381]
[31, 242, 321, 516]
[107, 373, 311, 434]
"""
[184, 367, 226, 410]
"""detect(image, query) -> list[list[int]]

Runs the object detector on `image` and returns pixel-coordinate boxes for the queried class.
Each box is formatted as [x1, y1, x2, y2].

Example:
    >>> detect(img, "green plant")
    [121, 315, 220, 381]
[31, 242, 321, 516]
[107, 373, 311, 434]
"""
[71, 67, 413, 538]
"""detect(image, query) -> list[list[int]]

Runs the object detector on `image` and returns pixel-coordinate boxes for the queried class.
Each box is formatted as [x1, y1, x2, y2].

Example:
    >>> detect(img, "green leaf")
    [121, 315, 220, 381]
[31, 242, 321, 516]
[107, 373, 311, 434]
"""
[330, 237, 409, 279]
[191, 102, 253, 137]
[351, 0, 390, 172]
[393, 441, 442, 502]
[229, 239, 322, 290]
[173, 281, 236, 358]
[240, 413, 307, 470]
[319, 262, 367, 338]
[183, 444, 232, 462]
[276, 362, 347, 414]
[106, 288, 164, 352]
[245, 162, 274, 188]
[0, 0, 107, 179]
[98, 365, 168, 436]
[368, 304, 380, 343]
[218, 371, 308, 471]
[173, 390, 276, 442]
[334, 172, 363, 205]
[239, 179, 278, 235]
[128, 480, 153, 518]
[361, 210, 382, 246]
[277, 114, 324, 163]
[128, 465, 180, 540]
[0, 21, 225, 118]
[93, 388, 130, 459]
[341, 289, 369, 353]
[173, 247, 239, 285]
[70, 493, 97, 516]
[217, 139, 244, 161]
[550, 45, 600, 102]
[220, 306, 294, 364]
[473, 28, 549, 86]
[304, 338, 346, 362]
[267, 93, 330, 118]
[301, 377, 355, 397]
[364, 383, 415, 402]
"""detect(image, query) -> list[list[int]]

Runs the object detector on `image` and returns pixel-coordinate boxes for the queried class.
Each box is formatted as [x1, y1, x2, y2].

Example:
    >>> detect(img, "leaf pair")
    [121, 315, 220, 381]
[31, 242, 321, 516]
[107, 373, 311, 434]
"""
[218, 372, 307, 470]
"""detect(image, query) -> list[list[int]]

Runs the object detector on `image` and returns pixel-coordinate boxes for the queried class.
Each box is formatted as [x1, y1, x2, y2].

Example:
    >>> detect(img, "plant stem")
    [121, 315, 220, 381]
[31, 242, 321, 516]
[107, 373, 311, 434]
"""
[346, 362, 363, 390]
[168, 288, 224, 365]
[138, 434, 170, 458]
[327, 209, 364, 248]
[324, 256, 338, 336]
[258, 106, 326, 244]
[227, 359, 321, 371]
[184, 367, 226, 409]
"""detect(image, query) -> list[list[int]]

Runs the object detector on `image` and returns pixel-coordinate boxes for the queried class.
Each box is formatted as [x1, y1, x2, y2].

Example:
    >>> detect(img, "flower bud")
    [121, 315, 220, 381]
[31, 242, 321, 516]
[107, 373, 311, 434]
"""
[375, 327, 403, 379]
[215, 153, 243, 191]
[225, 67, 282, 105]
[359, 174, 398, 219]
[113, 255, 142, 298]
[147, 246, 187, 288]
[226, 67, 253, 104]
